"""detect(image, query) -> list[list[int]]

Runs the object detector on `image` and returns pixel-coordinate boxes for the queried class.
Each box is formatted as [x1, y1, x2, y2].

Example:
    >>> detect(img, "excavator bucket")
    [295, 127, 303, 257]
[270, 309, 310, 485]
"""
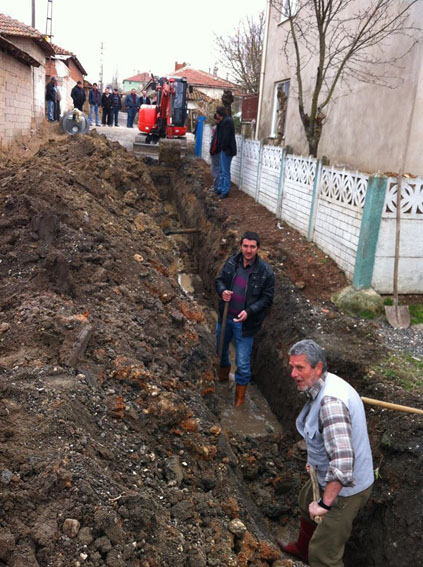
[133, 136, 186, 164]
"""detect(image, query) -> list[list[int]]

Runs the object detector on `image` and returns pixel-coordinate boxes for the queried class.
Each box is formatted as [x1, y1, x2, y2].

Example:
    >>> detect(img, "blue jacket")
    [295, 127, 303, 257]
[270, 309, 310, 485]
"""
[125, 93, 140, 109]
[89, 89, 101, 106]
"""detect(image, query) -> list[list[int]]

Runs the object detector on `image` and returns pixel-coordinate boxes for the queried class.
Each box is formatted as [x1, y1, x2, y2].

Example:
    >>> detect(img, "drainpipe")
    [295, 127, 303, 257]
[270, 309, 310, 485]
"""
[255, 0, 271, 140]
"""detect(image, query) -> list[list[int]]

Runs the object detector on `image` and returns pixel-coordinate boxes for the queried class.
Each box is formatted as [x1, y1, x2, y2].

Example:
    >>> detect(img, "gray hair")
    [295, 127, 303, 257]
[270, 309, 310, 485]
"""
[289, 339, 327, 373]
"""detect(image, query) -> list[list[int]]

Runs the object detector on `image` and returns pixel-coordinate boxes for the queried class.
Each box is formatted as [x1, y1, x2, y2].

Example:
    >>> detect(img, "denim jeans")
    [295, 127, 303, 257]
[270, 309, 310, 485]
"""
[127, 107, 137, 128]
[210, 153, 220, 191]
[215, 318, 254, 385]
[218, 152, 233, 196]
[89, 104, 100, 125]
[112, 107, 120, 125]
[47, 100, 54, 121]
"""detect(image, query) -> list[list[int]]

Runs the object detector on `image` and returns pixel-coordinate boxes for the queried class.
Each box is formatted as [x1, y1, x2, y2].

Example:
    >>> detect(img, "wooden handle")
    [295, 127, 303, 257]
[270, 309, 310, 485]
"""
[308, 466, 322, 524]
[361, 397, 423, 415]
[217, 301, 229, 362]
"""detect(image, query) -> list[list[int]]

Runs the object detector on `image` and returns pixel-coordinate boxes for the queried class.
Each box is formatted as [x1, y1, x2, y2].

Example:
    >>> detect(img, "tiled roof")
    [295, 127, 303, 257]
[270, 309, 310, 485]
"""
[170, 66, 239, 90]
[124, 72, 151, 83]
[0, 13, 54, 55]
[50, 42, 87, 75]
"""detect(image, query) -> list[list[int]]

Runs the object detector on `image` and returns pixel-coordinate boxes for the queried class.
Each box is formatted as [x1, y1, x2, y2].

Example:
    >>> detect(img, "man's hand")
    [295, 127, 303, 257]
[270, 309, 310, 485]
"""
[308, 500, 329, 521]
[222, 290, 233, 302]
[233, 310, 248, 323]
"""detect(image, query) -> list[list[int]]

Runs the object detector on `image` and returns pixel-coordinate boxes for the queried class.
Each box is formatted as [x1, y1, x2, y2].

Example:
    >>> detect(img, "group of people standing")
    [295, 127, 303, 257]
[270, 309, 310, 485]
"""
[87, 84, 122, 127]
[209, 106, 237, 199]
[46, 78, 152, 129]
[216, 231, 374, 567]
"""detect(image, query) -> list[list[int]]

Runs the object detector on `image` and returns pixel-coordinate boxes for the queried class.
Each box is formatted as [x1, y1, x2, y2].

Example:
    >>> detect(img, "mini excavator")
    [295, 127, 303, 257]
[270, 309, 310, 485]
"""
[133, 75, 191, 162]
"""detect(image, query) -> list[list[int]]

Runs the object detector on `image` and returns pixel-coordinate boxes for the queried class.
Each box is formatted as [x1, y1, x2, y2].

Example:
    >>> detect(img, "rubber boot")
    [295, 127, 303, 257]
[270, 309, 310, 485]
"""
[234, 384, 248, 407]
[277, 517, 317, 562]
[218, 366, 231, 382]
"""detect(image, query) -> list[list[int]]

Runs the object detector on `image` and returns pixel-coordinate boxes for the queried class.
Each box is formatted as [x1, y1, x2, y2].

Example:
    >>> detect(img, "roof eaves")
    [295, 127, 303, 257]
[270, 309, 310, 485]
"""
[0, 33, 41, 67]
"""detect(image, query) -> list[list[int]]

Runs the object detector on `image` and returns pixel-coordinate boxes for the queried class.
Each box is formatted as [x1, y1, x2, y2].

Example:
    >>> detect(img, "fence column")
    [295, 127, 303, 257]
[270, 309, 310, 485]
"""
[275, 149, 287, 219]
[307, 160, 322, 242]
[254, 143, 263, 202]
[352, 174, 388, 289]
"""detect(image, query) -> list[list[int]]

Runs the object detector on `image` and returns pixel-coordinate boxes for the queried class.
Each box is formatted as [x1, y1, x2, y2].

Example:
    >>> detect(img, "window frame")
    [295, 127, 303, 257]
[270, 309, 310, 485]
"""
[270, 79, 290, 138]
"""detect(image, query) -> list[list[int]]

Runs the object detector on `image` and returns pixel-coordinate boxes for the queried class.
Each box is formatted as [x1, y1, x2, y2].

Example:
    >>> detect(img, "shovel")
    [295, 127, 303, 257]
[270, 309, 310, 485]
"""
[385, 174, 410, 329]
[216, 301, 229, 371]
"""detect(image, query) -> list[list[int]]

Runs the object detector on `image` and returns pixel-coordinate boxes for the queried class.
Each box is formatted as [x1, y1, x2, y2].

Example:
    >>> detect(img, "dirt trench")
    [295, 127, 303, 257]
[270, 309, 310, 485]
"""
[154, 158, 423, 567]
[0, 130, 421, 567]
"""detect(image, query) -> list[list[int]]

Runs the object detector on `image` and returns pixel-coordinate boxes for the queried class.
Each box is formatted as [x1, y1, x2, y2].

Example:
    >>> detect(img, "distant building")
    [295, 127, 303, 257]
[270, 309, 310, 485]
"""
[122, 72, 151, 93]
[0, 13, 54, 147]
[46, 44, 88, 113]
[171, 63, 241, 102]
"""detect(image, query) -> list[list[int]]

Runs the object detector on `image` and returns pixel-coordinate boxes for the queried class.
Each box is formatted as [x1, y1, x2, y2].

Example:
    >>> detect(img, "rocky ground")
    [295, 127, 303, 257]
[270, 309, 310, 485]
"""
[0, 125, 421, 567]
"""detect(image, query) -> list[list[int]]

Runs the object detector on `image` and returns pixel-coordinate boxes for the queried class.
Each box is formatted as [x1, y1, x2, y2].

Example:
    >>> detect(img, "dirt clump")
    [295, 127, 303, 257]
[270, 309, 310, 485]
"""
[0, 132, 282, 566]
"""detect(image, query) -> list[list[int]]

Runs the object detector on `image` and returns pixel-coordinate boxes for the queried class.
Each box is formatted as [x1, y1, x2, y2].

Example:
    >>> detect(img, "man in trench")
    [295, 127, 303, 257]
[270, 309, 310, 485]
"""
[215, 231, 274, 406]
[278, 339, 374, 566]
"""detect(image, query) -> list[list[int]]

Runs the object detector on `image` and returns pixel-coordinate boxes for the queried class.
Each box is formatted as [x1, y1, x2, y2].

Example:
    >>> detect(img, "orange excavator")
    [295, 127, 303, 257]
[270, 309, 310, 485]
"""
[134, 75, 191, 161]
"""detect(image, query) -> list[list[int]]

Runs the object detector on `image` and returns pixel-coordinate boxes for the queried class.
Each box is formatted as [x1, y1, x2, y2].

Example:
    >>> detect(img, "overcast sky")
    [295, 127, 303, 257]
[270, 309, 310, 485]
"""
[2, 0, 264, 84]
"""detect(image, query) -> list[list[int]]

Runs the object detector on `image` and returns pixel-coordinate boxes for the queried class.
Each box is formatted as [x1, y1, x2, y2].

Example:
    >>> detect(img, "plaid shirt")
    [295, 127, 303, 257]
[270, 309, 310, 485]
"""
[307, 375, 355, 487]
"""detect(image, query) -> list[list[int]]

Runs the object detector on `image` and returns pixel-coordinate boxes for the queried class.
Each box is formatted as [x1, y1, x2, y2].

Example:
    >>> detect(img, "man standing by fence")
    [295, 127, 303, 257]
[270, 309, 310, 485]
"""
[215, 106, 237, 200]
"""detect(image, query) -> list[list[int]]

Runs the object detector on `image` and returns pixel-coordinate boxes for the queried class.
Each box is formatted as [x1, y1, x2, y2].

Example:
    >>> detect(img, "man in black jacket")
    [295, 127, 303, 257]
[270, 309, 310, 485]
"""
[71, 81, 86, 111]
[101, 88, 113, 127]
[215, 232, 274, 406]
[215, 106, 237, 199]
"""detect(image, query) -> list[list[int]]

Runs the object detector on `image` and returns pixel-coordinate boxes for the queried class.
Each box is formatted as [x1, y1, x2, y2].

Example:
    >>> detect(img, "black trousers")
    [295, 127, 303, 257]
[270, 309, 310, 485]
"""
[102, 108, 112, 126]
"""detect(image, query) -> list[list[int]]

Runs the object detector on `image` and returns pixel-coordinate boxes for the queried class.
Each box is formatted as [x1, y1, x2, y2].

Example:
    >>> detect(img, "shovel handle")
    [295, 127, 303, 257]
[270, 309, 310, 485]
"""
[361, 397, 423, 415]
[217, 301, 229, 363]
[308, 466, 322, 524]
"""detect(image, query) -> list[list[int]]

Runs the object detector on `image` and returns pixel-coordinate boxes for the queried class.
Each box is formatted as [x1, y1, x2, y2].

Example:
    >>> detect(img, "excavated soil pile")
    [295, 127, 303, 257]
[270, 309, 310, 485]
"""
[0, 133, 285, 567]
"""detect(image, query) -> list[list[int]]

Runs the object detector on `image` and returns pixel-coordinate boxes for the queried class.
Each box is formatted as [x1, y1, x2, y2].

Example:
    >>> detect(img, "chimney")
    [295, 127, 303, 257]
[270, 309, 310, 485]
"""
[175, 61, 187, 72]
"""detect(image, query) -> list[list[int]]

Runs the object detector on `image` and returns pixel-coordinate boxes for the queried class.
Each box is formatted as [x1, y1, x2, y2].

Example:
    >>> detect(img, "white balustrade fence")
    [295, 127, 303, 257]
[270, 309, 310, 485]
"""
[201, 125, 423, 293]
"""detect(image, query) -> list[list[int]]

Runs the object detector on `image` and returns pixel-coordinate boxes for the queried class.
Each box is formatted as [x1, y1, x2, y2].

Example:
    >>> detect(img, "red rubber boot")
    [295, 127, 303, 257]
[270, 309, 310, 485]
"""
[277, 517, 317, 562]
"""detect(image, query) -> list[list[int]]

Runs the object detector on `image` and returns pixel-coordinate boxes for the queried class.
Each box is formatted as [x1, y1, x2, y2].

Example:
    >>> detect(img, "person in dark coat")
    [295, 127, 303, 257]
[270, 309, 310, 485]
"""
[46, 76, 56, 122]
[71, 80, 86, 111]
[215, 106, 237, 199]
[124, 89, 140, 128]
[139, 90, 151, 105]
[88, 83, 101, 126]
[215, 231, 274, 406]
[101, 88, 113, 126]
[111, 88, 122, 126]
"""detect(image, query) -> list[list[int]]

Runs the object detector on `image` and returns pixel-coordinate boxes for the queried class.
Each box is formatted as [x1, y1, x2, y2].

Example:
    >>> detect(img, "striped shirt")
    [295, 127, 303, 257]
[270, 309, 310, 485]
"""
[307, 376, 355, 487]
[228, 263, 253, 317]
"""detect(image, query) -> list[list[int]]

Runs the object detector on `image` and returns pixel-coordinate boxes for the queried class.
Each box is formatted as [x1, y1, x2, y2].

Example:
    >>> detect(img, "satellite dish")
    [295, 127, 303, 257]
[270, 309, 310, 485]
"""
[60, 109, 90, 135]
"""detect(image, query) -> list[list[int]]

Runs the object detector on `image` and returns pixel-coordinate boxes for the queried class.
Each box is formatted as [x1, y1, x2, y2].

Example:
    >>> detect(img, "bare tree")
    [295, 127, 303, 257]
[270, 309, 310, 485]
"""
[215, 11, 265, 93]
[273, 0, 419, 156]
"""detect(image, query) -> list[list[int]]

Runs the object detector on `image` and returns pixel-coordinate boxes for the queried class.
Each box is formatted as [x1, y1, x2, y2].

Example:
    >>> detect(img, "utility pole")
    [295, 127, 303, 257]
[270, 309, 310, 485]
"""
[31, 0, 36, 28]
[45, 0, 53, 41]
[99, 42, 104, 93]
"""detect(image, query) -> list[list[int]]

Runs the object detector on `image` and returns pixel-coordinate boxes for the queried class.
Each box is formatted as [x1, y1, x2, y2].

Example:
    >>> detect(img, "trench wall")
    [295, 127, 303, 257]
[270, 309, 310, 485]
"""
[201, 125, 423, 294]
[158, 161, 422, 567]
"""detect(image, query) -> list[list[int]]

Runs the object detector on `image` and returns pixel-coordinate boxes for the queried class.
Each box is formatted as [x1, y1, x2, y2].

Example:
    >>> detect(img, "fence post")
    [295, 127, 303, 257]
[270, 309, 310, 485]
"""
[307, 160, 322, 242]
[352, 174, 388, 290]
[239, 138, 246, 190]
[236, 137, 244, 188]
[275, 149, 287, 219]
[195, 116, 206, 157]
[255, 143, 263, 202]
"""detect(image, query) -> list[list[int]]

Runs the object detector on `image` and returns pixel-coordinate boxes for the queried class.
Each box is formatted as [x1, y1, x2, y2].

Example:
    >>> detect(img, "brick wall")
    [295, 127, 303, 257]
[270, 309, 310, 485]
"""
[0, 39, 46, 148]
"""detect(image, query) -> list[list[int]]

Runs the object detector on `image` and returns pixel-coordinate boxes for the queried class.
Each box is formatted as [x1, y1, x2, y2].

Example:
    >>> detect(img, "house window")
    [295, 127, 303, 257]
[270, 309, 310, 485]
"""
[271, 80, 290, 138]
[280, 0, 297, 21]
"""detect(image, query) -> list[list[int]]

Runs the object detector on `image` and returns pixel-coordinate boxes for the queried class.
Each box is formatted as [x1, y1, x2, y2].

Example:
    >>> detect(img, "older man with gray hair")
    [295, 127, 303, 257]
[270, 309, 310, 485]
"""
[278, 339, 373, 567]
